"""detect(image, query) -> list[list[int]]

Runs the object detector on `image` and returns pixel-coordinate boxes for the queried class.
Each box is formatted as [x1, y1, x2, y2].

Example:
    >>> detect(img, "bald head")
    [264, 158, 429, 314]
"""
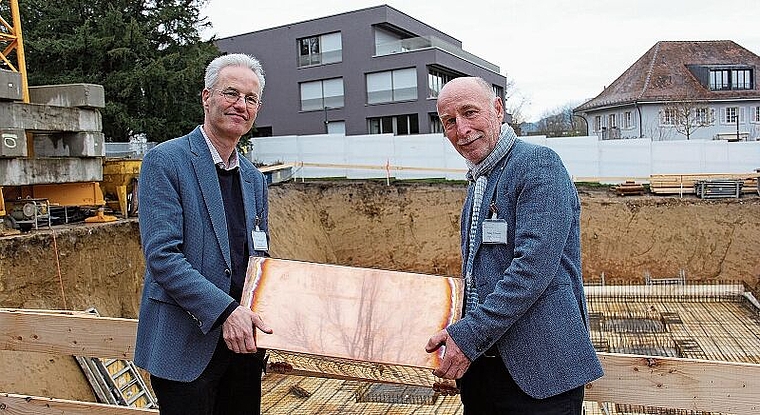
[436, 77, 504, 164]
[439, 77, 495, 102]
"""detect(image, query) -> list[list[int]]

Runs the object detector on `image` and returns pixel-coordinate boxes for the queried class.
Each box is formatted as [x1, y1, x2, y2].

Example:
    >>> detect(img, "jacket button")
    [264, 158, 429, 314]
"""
[225, 269, 231, 277]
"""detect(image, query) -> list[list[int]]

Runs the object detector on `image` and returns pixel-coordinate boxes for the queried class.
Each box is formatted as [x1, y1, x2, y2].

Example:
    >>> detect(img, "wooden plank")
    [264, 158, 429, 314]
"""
[241, 258, 463, 370]
[0, 308, 136, 359]
[265, 350, 441, 387]
[257, 163, 295, 173]
[0, 393, 157, 414]
[587, 353, 760, 414]
[2, 306, 760, 413]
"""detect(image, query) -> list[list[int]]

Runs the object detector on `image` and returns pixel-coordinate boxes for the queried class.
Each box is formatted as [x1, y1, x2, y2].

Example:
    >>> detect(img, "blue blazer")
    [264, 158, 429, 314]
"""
[134, 126, 269, 382]
[446, 139, 603, 399]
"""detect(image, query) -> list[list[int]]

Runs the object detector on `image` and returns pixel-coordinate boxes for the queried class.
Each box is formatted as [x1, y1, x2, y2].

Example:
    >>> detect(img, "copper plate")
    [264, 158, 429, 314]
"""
[242, 257, 463, 370]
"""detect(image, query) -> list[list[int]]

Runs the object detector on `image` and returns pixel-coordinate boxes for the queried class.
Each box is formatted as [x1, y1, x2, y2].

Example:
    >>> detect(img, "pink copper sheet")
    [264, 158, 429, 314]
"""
[242, 258, 463, 369]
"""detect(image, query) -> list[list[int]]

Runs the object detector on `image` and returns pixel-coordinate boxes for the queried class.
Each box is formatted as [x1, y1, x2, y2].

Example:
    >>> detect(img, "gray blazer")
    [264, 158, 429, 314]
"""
[446, 139, 603, 399]
[134, 126, 269, 382]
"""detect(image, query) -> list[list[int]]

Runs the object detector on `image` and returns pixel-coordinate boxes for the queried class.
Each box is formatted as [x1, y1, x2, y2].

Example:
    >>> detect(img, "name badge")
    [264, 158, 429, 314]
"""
[252, 230, 269, 251]
[482, 219, 508, 244]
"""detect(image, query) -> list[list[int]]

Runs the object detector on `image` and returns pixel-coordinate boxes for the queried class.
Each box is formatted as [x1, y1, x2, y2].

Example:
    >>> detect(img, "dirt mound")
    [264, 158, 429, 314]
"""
[1, 180, 759, 399]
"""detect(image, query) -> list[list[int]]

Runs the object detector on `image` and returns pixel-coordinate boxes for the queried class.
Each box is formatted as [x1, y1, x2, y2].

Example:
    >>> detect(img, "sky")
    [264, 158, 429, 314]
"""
[201, 0, 760, 123]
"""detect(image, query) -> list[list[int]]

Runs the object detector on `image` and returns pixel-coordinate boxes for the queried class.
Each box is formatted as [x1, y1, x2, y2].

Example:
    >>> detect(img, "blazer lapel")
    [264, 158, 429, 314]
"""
[188, 128, 231, 269]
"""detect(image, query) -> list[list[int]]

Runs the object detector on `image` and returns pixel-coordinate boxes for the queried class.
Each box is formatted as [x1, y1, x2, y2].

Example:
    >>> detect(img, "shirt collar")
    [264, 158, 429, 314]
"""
[200, 125, 240, 171]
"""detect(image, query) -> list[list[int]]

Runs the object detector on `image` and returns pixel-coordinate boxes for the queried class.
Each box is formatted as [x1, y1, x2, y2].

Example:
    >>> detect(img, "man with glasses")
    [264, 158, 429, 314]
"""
[135, 53, 273, 415]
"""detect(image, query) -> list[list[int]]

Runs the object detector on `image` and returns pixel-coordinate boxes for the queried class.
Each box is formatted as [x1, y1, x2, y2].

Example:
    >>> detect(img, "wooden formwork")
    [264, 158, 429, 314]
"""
[2, 303, 760, 414]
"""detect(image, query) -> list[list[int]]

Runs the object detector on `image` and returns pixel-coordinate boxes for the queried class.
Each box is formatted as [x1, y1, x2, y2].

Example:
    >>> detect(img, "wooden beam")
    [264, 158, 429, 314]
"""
[587, 353, 760, 414]
[0, 393, 157, 414]
[0, 308, 136, 359]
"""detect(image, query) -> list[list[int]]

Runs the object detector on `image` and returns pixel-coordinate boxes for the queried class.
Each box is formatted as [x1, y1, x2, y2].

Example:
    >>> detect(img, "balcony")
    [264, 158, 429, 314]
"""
[374, 35, 500, 73]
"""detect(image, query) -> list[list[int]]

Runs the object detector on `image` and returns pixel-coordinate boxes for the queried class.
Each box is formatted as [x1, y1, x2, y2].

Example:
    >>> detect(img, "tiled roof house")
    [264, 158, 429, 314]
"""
[574, 40, 760, 141]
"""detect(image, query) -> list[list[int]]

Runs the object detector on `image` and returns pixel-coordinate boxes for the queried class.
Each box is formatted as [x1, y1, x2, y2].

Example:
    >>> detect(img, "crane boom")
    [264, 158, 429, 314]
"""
[0, 0, 28, 103]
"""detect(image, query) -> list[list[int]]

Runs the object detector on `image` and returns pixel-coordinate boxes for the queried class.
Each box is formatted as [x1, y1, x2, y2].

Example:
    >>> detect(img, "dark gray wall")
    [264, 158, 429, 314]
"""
[216, 5, 506, 136]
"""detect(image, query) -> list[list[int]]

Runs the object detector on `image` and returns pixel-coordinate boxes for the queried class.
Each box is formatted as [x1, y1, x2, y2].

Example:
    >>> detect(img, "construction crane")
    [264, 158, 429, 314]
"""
[0, 0, 115, 234]
[0, 0, 28, 102]
[0, 0, 24, 234]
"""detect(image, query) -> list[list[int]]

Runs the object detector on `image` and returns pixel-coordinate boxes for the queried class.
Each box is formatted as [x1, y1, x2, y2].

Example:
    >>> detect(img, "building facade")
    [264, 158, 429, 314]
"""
[574, 41, 760, 141]
[215, 5, 506, 137]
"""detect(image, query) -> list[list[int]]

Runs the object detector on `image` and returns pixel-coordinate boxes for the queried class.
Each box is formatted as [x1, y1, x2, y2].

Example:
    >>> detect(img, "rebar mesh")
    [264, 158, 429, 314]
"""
[255, 281, 760, 413]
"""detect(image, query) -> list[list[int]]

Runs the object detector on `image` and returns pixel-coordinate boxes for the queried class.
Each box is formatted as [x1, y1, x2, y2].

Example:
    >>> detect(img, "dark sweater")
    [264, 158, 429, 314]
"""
[214, 165, 249, 327]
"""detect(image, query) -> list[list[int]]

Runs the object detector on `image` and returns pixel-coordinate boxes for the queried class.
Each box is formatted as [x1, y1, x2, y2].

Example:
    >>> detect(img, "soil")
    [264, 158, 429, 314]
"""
[1, 180, 759, 400]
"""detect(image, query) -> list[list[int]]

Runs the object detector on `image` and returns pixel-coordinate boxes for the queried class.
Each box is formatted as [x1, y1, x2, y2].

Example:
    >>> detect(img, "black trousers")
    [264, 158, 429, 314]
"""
[150, 337, 265, 415]
[459, 351, 584, 415]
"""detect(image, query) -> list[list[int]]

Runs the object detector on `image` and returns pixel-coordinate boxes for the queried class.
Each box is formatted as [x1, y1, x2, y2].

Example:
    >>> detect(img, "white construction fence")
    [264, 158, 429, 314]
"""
[249, 133, 760, 183]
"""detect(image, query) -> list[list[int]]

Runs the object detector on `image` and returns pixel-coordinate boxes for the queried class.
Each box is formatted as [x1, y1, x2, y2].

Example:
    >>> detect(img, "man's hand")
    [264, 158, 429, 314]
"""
[222, 305, 273, 353]
[425, 329, 471, 379]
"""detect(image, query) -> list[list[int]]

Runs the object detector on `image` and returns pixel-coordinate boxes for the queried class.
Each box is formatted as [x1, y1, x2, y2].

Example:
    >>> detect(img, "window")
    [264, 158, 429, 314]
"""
[732, 69, 752, 89]
[428, 68, 457, 98]
[661, 109, 676, 125]
[326, 121, 345, 135]
[726, 107, 738, 124]
[709, 70, 729, 90]
[368, 114, 419, 135]
[721, 106, 745, 124]
[709, 68, 753, 90]
[752, 106, 760, 123]
[608, 114, 617, 129]
[593, 116, 602, 132]
[493, 85, 504, 101]
[623, 111, 632, 129]
[366, 68, 417, 104]
[300, 78, 344, 111]
[429, 114, 443, 133]
[695, 107, 713, 125]
[298, 32, 342, 67]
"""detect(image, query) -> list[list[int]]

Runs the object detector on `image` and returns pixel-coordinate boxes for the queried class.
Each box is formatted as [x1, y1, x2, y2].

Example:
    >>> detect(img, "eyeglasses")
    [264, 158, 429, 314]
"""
[213, 88, 261, 107]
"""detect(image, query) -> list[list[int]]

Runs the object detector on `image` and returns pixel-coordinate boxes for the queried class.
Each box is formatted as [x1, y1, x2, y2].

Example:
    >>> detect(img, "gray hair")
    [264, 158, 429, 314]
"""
[204, 53, 266, 95]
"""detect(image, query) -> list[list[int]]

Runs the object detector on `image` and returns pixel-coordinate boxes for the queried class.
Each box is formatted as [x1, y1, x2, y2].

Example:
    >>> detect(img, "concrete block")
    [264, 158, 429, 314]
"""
[64, 131, 105, 157]
[0, 101, 102, 132]
[0, 128, 27, 157]
[29, 83, 105, 108]
[33, 132, 105, 157]
[0, 70, 23, 101]
[0, 157, 103, 186]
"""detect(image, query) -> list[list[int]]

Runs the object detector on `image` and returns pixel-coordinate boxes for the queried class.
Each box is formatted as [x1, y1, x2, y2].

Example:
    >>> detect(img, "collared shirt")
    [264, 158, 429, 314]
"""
[200, 125, 240, 171]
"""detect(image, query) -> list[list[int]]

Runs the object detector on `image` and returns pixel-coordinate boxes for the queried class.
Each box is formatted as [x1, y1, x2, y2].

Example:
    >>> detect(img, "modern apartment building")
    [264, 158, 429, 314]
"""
[215, 5, 507, 137]
[574, 40, 760, 141]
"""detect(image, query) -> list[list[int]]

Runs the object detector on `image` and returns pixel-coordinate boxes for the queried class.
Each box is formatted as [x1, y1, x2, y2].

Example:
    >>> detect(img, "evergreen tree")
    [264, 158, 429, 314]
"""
[18, 0, 220, 142]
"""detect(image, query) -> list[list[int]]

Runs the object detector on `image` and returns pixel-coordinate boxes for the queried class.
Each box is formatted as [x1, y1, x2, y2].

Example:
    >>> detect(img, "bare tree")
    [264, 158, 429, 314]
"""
[645, 118, 674, 141]
[536, 104, 587, 137]
[661, 96, 713, 140]
[503, 73, 531, 132]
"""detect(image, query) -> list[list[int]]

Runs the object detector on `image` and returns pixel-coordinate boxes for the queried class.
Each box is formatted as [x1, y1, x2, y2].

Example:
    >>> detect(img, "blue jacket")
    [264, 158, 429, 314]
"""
[134, 126, 269, 382]
[447, 139, 603, 399]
